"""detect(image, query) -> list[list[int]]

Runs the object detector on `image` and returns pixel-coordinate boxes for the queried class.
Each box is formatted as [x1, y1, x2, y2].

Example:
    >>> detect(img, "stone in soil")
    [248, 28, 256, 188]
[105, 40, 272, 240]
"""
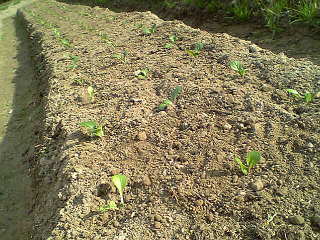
[250, 179, 264, 191]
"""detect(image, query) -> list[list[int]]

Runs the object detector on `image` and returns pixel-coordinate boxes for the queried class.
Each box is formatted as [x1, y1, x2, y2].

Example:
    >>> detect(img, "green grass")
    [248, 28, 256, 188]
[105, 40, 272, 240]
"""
[0, 0, 22, 11]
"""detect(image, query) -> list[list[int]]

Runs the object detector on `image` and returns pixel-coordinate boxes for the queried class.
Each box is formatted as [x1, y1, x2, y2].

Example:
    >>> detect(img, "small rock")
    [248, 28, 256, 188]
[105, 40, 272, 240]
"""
[288, 215, 305, 225]
[154, 214, 163, 222]
[310, 215, 320, 229]
[307, 143, 314, 148]
[206, 214, 214, 222]
[113, 220, 120, 227]
[154, 221, 161, 229]
[136, 131, 147, 141]
[143, 175, 152, 186]
[250, 179, 264, 191]
[248, 45, 258, 53]
[232, 175, 239, 183]
[223, 123, 232, 130]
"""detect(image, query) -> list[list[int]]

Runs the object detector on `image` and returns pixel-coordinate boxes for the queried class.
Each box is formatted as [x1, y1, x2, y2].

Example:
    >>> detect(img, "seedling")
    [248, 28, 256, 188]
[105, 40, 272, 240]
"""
[164, 43, 173, 49]
[142, 24, 157, 35]
[99, 200, 118, 212]
[60, 38, 70, 47]
[73, 78, 87, 86]
[112, 174, 128, 205]
[158, 85, 182, 111]
[79, 121, 104, 137]
[169, 34, 178, 43]
[68, 55, 79, 69]
[52, 28, 61, 38]
[286, 89, 315, 103]
[186, 42, 204, 57]
[134, 69, 149, 79]
[229, 61, 247, 77]
[112, 50, 128, 62]
[234, 151, 261, 175]
[87, 86, 95, 102]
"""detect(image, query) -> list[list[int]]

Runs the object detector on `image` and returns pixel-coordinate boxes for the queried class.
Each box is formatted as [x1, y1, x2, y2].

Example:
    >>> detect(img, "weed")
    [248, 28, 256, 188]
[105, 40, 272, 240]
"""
[87, 86, 95, 102]
[79, 121, 104, 137]
[112, 174, 128, 205]
[158, 86, 182, 111]
[186, 42, 204, 57]
[142, 24, 157, 35]
[286, 89, 316, 103]
[234, 151, 261, 175]
[229, 61, 247, 76]
[229, 0, 252, 21]
[99, 200, 118, 212]
[135, 69, 149, 79]
[291, 0, 320, 27]
[262, 0, 288, 35]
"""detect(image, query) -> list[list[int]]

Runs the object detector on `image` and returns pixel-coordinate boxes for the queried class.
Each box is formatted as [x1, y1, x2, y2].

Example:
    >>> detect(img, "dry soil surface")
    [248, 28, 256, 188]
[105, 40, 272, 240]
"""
[18, 0, 320, 239]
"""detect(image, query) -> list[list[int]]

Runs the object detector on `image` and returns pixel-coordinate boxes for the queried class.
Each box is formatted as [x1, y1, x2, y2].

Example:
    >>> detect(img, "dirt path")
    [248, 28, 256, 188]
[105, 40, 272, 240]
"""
[0, 0, 37, 239]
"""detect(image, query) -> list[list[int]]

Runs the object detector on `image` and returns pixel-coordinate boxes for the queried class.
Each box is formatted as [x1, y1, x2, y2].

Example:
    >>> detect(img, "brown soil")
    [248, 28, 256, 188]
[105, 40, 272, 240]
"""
[19, 0, 320, 239]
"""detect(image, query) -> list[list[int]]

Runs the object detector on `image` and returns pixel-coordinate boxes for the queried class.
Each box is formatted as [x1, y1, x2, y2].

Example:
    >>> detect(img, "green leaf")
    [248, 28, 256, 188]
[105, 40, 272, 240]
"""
[79, 121, 98, 130]
[164, 43, 173, 49]
[169, 35, 177, 43]
[158, 99, 173, 111]
[195, 42, 204, 52]
[99, 200, 118, 212]
[304, 92, 314, 103]
[286, 89, 301, 97]
[234, 157, 248, 175]
[246, 151, 261, 170]
[112, 175, 128, 204]
[186, 49, 199, 57]
[170, 86, 182, 102]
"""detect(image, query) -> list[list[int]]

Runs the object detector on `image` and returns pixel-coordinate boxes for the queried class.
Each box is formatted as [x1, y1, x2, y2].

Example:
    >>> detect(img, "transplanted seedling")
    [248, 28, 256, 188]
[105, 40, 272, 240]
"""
[186, 42, 204, 57]
[158, 85, 182, 111]
[229, 61, 247, 77]
[286, 89, 316, 103]
[135, 69, 149, 79]
[87, 86, 95, 102]
[112, 50, 128, 62]
[234, 151, 261, 175]
[164, 35, 178, 49]
[112, 174, 128, 206]
[79, 121, 104, 137]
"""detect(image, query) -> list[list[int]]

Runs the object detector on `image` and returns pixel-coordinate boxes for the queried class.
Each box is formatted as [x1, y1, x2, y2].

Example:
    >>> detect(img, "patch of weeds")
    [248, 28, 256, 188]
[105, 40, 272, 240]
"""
[135, 69, 149, 79]
[234, 151, 261, 175]
[79, 121, 104, 137]
[186, 42, 204, 57]
[262, 0, 288, 36]
[158, 85, 182, 111]
[112, 50, 128, 62]
[87, 86, 95, 102]
[142, 24, 157, 35]
[291, 0, 320, 27]
[68, 55, 79, 69]
[229, 0, 252, 21]
[229, 61, 247, 77]
[286, 89, 316, 103]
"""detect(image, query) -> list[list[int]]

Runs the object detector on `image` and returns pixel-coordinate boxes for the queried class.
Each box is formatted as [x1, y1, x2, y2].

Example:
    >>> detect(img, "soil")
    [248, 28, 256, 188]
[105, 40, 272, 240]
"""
[12, 0, 320, 239]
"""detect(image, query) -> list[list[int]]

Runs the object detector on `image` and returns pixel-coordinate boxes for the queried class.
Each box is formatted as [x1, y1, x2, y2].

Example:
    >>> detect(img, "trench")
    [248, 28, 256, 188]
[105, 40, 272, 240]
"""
[0, 3, 38, 239]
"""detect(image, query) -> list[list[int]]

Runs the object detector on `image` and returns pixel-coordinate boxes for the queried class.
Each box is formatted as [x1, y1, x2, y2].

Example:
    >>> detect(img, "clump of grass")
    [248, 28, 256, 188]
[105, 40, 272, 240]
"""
[186, 42, 204, 57]
[262, 0, 288, 36]
[229, 61, 247, 77]
[229, 0, 252, 21]
[291, 0, 320, 27]
[235, 151, 261, 175]
[158, 86, 182, 111]
[79, 121, 104, 137]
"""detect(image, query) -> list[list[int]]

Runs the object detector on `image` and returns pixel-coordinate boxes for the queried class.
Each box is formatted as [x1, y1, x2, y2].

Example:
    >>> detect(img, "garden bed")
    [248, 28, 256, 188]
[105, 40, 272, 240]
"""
[19, 0, 320, 239]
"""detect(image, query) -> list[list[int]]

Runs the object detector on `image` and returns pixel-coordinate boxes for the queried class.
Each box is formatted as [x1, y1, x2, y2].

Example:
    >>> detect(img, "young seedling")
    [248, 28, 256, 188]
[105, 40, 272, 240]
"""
[286, 89, 316, 103]
[99, 200, 118, 212]
[52, 28, 61, 38]
[169, 34, 178, 43]
[68, 55, 79, 69]
[112, 50, 128, 62]
[164, 43, 173, 49]
[234, 151, 261, 175]
[60, 38, 70, 48]
[87, 86, 95, 102]
[158, 85, 182, 111]
[229, 61, 247, 77]
[112, 174, 128, 206]
[134, 69, 149, 79]
[142, 24, 157, 35]
[79, 121, 104, 137]
[186, 42, 204, 57]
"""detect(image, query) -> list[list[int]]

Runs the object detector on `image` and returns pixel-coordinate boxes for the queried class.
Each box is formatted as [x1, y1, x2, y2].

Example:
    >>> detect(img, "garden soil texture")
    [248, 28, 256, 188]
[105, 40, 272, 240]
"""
[19, 0, 320, 239]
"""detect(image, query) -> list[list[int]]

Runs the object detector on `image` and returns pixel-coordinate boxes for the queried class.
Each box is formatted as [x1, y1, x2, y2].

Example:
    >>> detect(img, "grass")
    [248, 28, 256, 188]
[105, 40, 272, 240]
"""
[0, 0, 22, 11]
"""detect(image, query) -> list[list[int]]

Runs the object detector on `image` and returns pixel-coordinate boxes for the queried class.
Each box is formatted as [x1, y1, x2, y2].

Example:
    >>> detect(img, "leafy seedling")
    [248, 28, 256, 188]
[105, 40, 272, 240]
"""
[164, 43, 173, 49]
[142, 24, 157, 35]
[286, 89, 315, 103]
[169, 34, 178, 43]
[229, 61, 247, 77]
[60, 38, 70, 47]
[53, 28, 61, 38]
[87, 86, 95, 102]
[135, 69, 149, 79]
[158, 85, 182, 111]
[186, 42, 204, 57]
[68, 55, 79, 69]
[79, 121, 104, 137]
[99, 200, 118, 212]
[234, 151, 261, 175]
[112, 50, 128, 62]
[112, 174, 128, 205]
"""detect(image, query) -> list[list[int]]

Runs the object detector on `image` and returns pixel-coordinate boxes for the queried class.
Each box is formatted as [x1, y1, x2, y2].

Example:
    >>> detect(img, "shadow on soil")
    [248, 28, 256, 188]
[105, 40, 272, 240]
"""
[57, 0, 320, 65]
